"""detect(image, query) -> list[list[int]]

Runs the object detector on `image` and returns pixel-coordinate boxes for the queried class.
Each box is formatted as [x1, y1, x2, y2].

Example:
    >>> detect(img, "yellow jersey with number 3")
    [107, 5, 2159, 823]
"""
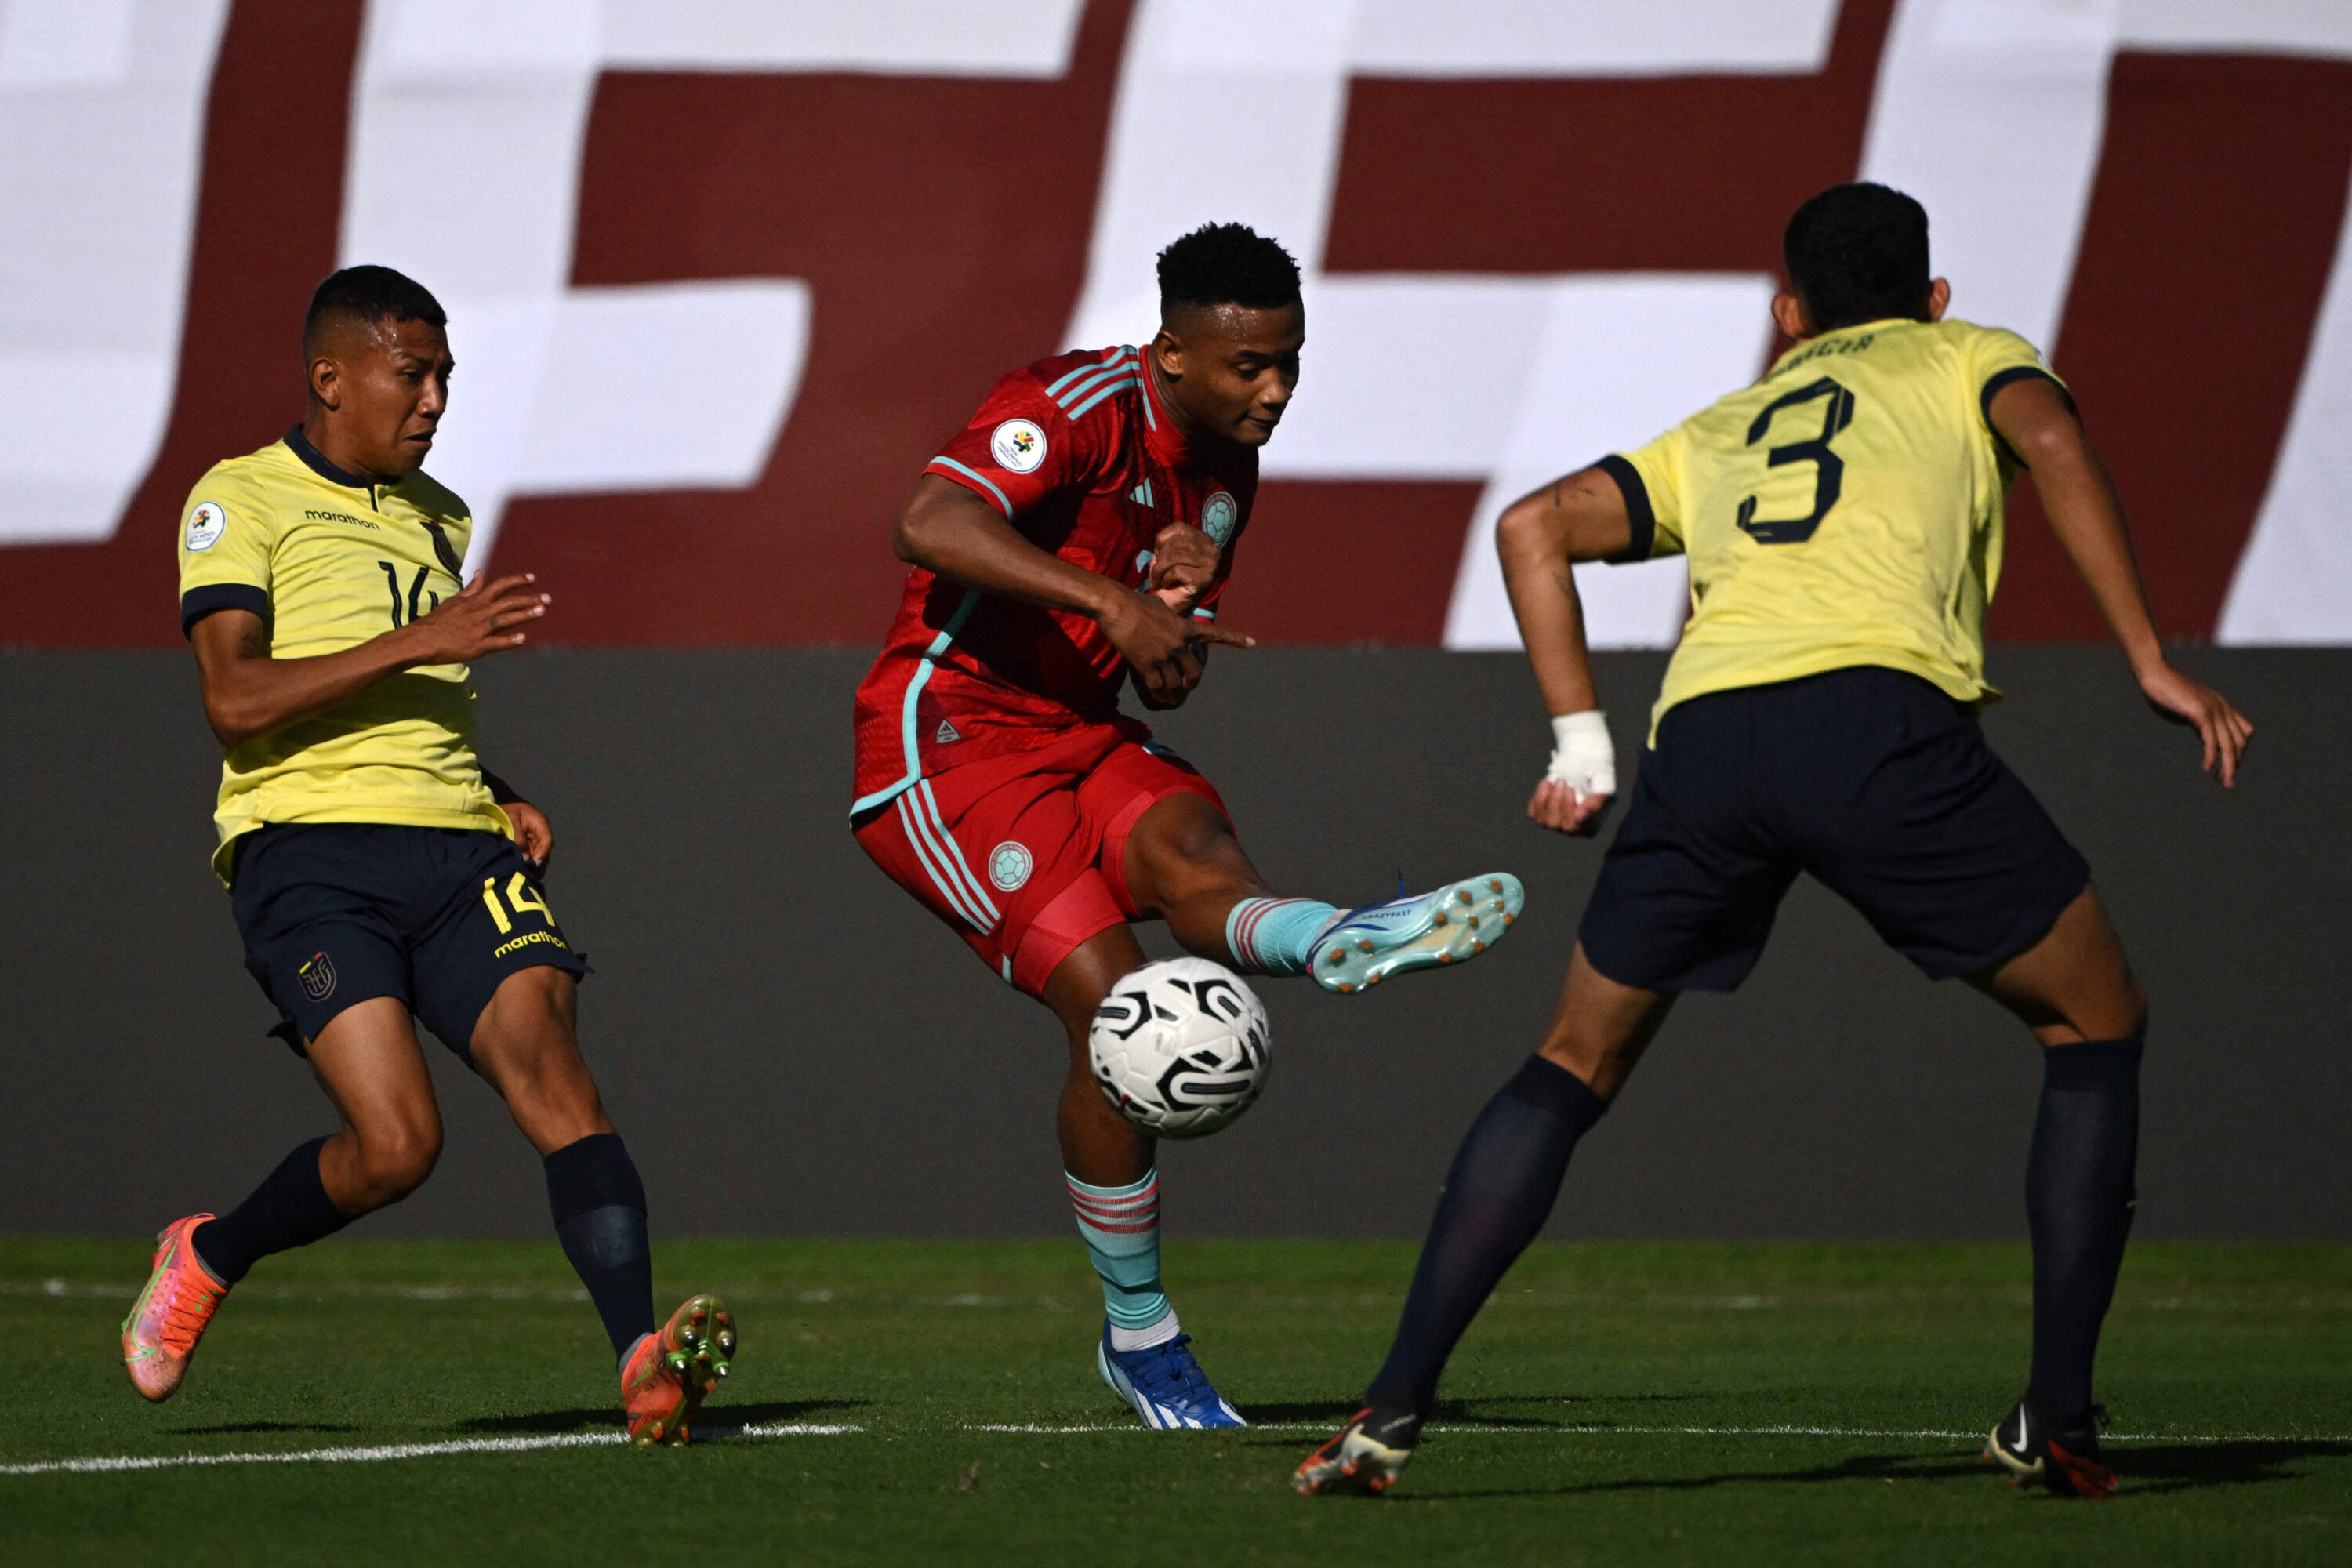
[176, 429, 510, 884]
[1608, 317, 2066, 740]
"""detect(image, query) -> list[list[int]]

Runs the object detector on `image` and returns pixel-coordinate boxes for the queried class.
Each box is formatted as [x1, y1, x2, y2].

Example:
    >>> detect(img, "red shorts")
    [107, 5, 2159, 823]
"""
[853, 723, 1229, 996]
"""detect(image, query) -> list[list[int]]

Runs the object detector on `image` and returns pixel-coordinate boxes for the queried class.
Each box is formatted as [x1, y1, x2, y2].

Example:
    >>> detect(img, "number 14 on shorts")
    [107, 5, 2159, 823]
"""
[480, 873, 554, 935]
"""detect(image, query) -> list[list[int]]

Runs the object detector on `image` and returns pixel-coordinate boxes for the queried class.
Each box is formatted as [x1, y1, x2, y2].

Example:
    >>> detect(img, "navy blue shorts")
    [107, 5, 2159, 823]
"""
[230, 824, 586, 1061]
[1579, 666, 2090, 993]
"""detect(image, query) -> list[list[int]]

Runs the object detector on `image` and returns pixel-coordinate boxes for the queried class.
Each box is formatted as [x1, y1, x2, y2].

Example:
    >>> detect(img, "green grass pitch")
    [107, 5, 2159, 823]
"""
[5, 1238, 2347, 1565]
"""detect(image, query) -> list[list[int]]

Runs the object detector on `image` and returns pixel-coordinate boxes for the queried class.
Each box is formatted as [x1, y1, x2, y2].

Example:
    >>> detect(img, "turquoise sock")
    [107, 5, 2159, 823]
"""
[1224, 898, 1338, 977]
[1066, 1170, 1170, 1332]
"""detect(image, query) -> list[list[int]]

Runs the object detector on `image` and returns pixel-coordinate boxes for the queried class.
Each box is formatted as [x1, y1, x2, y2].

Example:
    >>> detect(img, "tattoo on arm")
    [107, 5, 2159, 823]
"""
[237, 620, 270, 659]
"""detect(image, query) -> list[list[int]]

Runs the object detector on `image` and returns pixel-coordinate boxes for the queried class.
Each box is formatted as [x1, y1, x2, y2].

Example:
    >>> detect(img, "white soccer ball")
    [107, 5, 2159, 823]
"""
[1089, 957, 1272, 1139]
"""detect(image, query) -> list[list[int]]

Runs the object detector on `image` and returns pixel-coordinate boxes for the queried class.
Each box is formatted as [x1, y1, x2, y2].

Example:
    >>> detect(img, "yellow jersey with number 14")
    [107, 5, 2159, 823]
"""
[176, 428, 510, 884]
[1608, 317, 2067, 741]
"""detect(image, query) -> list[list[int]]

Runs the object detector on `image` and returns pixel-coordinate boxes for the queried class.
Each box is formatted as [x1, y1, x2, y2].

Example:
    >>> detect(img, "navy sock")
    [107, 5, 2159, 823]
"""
[1365, 1056, 1608, 1417]
[546, 1133, 657, 1366]
[191, 1136, 353, 1286]
[2027, 1039, 2142, 1425]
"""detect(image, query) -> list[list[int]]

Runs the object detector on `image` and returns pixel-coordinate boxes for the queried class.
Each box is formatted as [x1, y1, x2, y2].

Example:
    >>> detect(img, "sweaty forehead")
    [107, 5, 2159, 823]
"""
[1165, 300, 1304, 356]
[310, 312, 449, 363]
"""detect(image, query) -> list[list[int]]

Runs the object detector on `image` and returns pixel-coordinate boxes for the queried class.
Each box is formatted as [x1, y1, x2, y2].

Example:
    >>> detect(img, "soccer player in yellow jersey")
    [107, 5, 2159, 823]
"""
[123, 267, 734, 1446]
[1299, 184, 2252, 1500]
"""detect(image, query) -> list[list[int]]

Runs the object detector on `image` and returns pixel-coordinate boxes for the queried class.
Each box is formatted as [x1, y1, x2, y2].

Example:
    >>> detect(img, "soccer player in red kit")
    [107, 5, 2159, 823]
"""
[851, 224, 1524, 1428]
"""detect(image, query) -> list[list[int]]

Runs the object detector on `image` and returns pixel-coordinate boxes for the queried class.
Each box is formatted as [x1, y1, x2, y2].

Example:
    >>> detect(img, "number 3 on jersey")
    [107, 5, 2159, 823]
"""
[1737, 376, 1857, 544]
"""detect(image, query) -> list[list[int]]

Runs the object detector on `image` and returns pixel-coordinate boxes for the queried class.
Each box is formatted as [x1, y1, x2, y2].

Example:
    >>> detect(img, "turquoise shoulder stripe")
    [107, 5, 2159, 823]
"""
[927, 456, 1014, 519]
[1066, 376, 1140, 420]
[1052, 355, 1137, 410]
[1044, 347, 1130, 397]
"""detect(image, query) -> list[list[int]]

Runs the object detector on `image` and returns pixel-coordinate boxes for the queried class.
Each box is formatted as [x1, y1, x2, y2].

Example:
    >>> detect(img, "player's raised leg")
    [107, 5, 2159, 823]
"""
[467, 967, 734, 1446]
[1971, 885, 2146, 1499]
[1296, 946, 1671, 1493]
[1121, 789, 1523, 993]
[1043, 925, 1243, 1429]
[126, 997, 437, 1401]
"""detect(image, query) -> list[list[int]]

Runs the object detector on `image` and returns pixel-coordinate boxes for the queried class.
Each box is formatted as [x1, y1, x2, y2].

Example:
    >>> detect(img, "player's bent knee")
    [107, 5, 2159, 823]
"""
[349, 1119, 442, 1207]
[1127, 793, 1248, 891]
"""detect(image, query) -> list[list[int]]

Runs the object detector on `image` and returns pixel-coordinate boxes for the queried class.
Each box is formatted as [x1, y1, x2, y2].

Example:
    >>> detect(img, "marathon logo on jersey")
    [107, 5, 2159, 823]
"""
[1200, 491, 1237, 547]
[990, 419, 1047, 474]
[988, 841, 1033, 892]
[297, 951, 337, 1002]
[183, 500, 227, 552]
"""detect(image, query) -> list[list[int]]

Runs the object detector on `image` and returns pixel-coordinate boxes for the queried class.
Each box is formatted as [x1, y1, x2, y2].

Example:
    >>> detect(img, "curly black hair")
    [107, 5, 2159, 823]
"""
[1783, 183, 1931, 333]
[303, 264, 446, 354]
[1157, 223, 1301, 316]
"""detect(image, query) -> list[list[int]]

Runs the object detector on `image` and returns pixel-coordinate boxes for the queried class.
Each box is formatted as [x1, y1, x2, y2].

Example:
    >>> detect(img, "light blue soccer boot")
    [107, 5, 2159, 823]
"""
[1310, 874, 1525, 993]
[1097, 1323, 1247, 1430]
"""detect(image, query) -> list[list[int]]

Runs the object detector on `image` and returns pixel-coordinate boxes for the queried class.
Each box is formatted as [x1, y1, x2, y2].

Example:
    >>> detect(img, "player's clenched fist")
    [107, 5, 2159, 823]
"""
[1101, 589, 1254, 704]
[401, 571, 550, 663]
[1148, 521, 1221, 613]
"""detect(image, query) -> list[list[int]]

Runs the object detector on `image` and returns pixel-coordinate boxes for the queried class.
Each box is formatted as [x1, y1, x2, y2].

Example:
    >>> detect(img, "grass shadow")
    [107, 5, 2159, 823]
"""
[1392, 1439, 2352, 1502]
[167, 1420, 362, 1436]
[1239, 1392, 1704, 1431]
[459, 1399, 869, 1436]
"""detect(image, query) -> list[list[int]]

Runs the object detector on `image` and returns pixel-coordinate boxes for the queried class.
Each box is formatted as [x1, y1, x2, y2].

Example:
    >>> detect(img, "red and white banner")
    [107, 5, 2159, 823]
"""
[2, 0, 2347, 647]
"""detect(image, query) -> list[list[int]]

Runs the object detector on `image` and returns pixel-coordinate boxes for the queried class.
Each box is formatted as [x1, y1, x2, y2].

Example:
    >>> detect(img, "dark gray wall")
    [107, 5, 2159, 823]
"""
[4, 647, 2343, 1240]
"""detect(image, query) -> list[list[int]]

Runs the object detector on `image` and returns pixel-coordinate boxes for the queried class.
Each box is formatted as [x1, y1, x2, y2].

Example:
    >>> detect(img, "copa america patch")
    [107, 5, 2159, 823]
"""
[297, 951, 337, 1002]
[183, 500, 227, 552]
[988, 841, 1034, 892]
[990, 419, 1047, 474]
[1200, 491, 1237, 546]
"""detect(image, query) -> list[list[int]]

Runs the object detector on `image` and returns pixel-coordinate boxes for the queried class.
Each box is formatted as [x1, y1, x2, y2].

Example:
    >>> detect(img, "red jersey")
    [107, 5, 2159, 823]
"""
[851, 345, 1256, 811]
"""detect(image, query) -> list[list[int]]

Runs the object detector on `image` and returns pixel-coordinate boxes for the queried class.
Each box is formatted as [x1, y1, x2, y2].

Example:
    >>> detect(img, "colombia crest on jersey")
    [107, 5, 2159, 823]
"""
[851, 344, 1256, 814]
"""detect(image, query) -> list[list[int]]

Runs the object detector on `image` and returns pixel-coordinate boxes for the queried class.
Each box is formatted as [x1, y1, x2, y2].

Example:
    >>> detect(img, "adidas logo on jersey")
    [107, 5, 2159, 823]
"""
[935, 719, 961, 744]
[1130, 480, 1154, 508]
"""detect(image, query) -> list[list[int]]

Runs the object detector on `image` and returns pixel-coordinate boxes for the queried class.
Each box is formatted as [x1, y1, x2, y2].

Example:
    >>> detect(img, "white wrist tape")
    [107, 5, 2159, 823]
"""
[1545, 710, 1617, 799]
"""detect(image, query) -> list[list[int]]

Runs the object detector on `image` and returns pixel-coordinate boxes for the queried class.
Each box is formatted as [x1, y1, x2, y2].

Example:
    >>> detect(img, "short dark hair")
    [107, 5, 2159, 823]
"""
[1156, 223, 1301, 316]
[303, 264, 446, 353]
[1783, 183, 1931, 333]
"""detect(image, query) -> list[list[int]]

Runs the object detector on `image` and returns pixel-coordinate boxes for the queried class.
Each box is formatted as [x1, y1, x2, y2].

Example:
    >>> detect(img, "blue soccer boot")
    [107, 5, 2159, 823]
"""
[1312, 874, 1525, 993]
[1096, 1323, 1247, 1430]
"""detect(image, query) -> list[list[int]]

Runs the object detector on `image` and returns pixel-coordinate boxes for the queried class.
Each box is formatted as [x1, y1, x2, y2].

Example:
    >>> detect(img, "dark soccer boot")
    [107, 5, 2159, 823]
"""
[1294, 1406, 1422, 1495]
[1985, 1392, 2117, 1498]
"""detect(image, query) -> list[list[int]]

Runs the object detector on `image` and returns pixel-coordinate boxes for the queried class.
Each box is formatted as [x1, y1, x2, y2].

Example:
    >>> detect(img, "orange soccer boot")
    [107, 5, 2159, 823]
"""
[622, 1293, 737, 1446]
[121, 1214, 229, 1402]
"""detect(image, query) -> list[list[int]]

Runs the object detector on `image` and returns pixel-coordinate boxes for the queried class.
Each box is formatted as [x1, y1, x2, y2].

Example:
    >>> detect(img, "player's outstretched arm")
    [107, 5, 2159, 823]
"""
[189, 572, 550, 749]
[1989, 378, 2254, 786]
[1495, 468, 1635, 835]
[894, 474, 1253, 705]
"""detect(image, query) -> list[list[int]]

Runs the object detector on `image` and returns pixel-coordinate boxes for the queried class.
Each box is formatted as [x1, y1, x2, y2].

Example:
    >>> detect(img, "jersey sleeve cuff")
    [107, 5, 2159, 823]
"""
[1980, 366, 2074, 466]
[180, 583, 270, 637]
[1592, 454, 1657, 563]
[925, 456, 1016, 520]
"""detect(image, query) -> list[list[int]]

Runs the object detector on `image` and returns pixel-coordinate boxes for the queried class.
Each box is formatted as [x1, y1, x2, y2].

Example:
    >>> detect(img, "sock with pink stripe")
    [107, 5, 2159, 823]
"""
[1223, 897, 1339, 977]
[1068, 1168, 1178, 1348]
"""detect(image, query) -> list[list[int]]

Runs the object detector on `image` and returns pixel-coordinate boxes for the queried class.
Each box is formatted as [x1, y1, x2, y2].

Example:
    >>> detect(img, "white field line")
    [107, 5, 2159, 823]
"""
[964, 1421, 2343, 1444]
[4, 1417, 2337, 1479]
[0, 1421, 858, 1479]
